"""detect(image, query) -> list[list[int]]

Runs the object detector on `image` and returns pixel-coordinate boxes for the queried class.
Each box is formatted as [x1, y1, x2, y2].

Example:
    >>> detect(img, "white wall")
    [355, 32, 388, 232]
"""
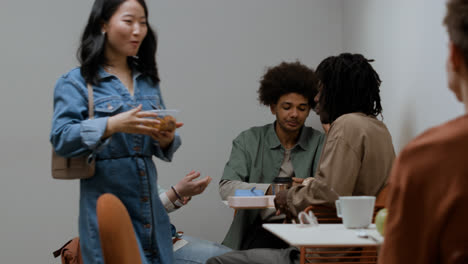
[342, 0, 463, 152]
[0, 1, 342, 263]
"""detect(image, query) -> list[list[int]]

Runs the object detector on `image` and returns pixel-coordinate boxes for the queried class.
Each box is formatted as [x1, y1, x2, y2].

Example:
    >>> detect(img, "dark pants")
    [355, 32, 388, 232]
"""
[242, 218, 290, 250]
[206, 247, 300, 264]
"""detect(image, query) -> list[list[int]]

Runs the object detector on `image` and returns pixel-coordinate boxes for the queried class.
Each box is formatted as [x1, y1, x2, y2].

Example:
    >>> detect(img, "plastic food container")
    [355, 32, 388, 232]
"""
[227, 195, 275, 209]
[234, 187, 264, 197]
[147, 109, 180, 118]
[145, 109, 180, 131]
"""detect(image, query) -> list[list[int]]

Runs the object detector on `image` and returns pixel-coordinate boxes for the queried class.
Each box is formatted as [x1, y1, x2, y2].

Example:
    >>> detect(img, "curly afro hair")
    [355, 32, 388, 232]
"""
[258, 61, 319, 108]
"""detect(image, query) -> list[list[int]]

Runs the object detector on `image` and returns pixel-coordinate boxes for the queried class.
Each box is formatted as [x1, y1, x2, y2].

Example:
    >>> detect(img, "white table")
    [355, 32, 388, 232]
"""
[262, 224, 383, 247]
[263, 224, 383, 264]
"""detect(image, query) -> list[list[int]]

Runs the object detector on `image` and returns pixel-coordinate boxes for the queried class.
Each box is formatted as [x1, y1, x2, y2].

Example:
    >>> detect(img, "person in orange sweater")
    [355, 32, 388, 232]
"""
[379, 0, 468, 263]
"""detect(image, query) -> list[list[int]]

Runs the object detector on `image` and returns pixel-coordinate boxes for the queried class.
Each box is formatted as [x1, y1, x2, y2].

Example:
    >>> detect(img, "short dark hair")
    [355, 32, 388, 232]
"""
[444, 0, 468, 67]
[258, 61, 319, 108]
[77, 0, 159, 85]
[316, 53, 382, 123]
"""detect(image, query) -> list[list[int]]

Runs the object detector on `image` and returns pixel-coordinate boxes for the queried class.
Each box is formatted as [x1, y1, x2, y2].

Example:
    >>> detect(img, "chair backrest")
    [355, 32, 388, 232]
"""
[97, 193, 143, 264]
[300, 186, 388, 264]
[303, 204, 341, 223]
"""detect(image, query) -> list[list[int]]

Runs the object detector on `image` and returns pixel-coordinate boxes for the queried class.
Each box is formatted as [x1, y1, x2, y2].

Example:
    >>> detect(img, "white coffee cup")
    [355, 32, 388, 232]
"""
[335, 196, 375, 229]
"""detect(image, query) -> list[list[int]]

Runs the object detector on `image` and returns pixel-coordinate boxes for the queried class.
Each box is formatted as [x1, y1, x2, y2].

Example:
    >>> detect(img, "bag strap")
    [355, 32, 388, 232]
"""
[87, 83, 94, 119]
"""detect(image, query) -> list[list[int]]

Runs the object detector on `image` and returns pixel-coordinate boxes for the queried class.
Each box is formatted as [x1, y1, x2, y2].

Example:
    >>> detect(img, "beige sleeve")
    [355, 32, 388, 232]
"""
[159, 191, 178, 213]
[286, 137, 360, 217]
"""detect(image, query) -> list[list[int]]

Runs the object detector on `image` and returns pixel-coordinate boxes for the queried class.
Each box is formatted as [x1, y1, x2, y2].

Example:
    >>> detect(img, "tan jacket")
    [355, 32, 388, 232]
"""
[286, 113, 395, 216]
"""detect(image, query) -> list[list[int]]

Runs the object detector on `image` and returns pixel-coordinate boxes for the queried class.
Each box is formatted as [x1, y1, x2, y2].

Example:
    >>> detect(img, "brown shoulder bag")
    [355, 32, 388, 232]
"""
[53, 237, 83, 264]
[51, 83, 95, 180]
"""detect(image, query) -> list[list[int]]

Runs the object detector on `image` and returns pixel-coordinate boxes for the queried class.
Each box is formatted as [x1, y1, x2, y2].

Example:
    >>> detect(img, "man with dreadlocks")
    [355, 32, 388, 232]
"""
[273, 53, 396, 220]
[208, 53, 395, 264]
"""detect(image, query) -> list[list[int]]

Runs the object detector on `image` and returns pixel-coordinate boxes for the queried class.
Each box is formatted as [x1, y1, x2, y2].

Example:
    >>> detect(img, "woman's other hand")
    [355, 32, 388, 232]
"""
[103, 104, 161, 138]
[174, 170, 212, 197]
[150, 122, 183, 149]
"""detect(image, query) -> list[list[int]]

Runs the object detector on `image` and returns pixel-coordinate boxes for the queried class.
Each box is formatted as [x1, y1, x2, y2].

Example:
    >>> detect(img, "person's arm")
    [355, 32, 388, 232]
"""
[50, 77, 109, 157]
[51, 77, 165, 158]
[219, 135, 271, 200]
[101, 104, 165, 140]
[280, 136, 359, 217]
[152, 131, 182, 162]
[159, 171, 212, 213]
[158, 186, 180, 213]
[149, 90, 182, 161]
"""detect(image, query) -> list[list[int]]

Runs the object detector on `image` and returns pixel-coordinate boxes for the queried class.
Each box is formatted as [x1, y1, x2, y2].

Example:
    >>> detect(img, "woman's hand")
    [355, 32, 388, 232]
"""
[150, 122, 183, 149]
[174, 170, 212, 197]
[103, 105, 161, 138]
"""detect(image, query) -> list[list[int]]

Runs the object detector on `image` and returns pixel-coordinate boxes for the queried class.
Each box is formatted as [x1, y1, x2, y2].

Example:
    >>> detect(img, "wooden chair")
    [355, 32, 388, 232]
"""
[299, 185, 388, 264]
[97, 193, 143, 264]
[57, 193, 184, 264]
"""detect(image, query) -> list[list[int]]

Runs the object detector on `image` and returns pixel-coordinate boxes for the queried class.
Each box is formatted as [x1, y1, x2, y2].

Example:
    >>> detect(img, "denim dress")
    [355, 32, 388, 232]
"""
[50, 67, 180, 264]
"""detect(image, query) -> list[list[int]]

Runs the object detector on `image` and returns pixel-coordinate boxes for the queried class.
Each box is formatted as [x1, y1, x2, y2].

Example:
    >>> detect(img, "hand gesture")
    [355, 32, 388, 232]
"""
[104, 105, 161, 138]
[292, 177, 304, 187]
[151, 122, 184, 149]
[274, 190, 294, 222]
[174, 170, 212, 197]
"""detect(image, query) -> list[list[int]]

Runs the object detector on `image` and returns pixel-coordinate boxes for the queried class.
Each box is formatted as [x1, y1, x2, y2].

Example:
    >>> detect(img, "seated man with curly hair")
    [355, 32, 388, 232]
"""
[219, 61, 325, 250]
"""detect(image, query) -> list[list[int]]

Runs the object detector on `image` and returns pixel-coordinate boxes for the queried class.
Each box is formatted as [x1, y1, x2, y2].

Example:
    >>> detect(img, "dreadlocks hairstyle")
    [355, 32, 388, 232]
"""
[444, 0, 468, 68]
[316, 53, 382, 123]
[258, 61, 319, 108]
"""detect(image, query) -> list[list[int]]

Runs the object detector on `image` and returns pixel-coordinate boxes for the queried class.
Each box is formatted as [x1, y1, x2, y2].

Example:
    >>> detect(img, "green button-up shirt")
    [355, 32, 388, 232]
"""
[220, 123, 325, 249]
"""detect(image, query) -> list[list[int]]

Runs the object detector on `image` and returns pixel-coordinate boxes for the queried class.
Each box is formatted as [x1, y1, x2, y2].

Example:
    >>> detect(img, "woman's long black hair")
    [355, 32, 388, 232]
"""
[316, 53, 382, 123]
[77, 0, 159, 85]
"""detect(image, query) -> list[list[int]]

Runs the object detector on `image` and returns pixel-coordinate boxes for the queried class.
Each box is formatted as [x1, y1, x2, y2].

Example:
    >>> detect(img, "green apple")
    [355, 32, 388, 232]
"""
[375, 208, 388, 236]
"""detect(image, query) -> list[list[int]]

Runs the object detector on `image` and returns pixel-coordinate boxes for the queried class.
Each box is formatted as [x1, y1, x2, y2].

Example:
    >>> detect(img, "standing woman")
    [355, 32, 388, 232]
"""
[50, 0, 181, 263]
